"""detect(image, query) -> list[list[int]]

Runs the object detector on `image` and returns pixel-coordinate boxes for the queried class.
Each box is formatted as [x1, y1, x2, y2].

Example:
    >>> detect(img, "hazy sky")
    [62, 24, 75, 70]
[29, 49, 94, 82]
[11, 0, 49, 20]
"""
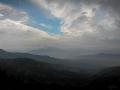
[0, 0, 120, 57]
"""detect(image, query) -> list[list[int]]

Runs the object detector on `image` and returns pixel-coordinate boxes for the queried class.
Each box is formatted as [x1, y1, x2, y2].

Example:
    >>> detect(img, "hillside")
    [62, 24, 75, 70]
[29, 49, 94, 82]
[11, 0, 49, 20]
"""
[0, 49, 120, 89]
[0, 58, 88, 89]
[89, 66, 120, 90]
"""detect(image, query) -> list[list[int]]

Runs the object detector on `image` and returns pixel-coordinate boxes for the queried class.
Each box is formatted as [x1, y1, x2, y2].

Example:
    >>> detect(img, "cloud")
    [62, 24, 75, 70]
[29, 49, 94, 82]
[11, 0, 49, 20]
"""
[30, 0, 120, 55]
[0, 1, 120, 58]
[0, 3, 28, 23]
[39, 23, 52, 29]
[0, 19, 59, 51]
[0, 3, 58, 52]
[0, 13, 4, 17]
[31, 0, 99, 35]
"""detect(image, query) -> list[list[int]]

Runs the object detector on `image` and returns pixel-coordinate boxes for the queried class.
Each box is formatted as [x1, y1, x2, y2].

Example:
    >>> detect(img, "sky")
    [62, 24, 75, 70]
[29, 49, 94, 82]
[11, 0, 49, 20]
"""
[0, 0, 120, 58]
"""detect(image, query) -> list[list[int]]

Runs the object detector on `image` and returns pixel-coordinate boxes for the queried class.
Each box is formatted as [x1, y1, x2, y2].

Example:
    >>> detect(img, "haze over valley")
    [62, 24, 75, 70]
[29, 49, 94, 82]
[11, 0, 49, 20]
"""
[0, 0, 120, 89]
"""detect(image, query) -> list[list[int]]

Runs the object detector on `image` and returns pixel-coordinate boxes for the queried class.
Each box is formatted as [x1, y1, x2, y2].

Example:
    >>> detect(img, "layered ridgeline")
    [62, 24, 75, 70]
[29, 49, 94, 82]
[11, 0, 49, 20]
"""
[0, 49, 103, 73]
[0, 49, 89, 89]
[0, 49, 120, 89]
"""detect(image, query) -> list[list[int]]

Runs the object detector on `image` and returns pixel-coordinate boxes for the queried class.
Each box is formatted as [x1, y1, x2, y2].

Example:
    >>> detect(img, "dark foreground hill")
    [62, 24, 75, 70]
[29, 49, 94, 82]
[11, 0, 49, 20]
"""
[0, 58, 120, 90]
[88, 66, 120, 90]
[0, 49, 120, 89]
[0, 58, 89, 89]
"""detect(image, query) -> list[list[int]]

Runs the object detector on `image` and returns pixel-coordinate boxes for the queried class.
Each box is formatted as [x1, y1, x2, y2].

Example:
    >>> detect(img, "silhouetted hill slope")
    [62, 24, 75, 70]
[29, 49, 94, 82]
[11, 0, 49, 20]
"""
[89, 66, 120, 90]
[0, 58, 89, 89]
[1, 58, 120, 89]
[1, 49, 120, 89]
[0, 49, 102, 73]
[0, 49, 58, 64]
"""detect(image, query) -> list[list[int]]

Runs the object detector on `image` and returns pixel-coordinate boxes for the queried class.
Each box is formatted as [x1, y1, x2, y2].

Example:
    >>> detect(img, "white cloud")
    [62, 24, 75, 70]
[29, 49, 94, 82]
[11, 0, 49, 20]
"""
[0, 13, 4, 17]
[0, 19, 58, 52]
[31, 0, 99, 35]
[0, 3, 59, 52]
[39, 23, 52, 29]
[0, 1, 120, 58]
[0, 3, 28, 23]
[30, 0, 120, 56]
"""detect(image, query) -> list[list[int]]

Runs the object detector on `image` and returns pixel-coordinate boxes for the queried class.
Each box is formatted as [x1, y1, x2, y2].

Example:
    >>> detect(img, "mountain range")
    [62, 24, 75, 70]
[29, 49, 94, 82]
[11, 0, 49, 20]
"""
[0, 49, 120, 89]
